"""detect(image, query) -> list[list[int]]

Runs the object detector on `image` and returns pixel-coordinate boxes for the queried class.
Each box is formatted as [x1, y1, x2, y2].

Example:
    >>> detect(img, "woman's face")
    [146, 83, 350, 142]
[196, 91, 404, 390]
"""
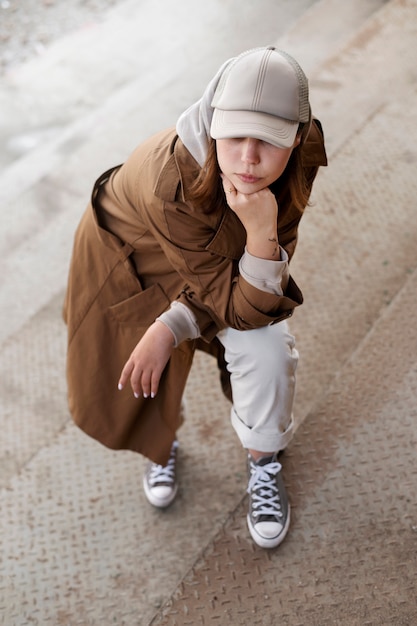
[216, 136, 300, 194]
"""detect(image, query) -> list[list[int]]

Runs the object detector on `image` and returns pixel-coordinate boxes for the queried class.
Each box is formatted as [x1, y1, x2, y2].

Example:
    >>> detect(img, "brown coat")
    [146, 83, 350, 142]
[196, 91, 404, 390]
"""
[64, 122, 327, 464]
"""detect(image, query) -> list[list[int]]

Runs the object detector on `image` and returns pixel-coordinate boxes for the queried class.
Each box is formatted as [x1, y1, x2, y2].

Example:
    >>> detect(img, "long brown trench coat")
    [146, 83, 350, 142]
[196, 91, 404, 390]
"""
[64, 122, 327, 465]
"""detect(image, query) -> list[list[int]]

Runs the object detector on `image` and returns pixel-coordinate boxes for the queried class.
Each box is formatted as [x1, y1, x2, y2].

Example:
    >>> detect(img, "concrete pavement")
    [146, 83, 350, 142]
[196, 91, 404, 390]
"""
[1, 0, 417, 624]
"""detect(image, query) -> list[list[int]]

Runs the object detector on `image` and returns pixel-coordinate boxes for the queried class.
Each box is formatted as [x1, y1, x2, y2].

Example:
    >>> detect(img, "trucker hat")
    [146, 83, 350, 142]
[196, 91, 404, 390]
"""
[210, 46, 310, 148]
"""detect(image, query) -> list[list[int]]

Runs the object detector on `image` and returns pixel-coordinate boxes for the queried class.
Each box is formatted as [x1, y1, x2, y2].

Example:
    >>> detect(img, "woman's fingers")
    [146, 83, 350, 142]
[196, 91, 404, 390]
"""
[140, 368, 154, 399]
[119, 364, 162, 399]
[118, 360, 133, 391]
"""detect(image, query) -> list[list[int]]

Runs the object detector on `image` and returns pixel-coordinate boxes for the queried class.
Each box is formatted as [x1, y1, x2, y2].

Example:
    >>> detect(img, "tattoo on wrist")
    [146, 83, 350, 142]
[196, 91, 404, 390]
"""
[268, 237, 279, 257]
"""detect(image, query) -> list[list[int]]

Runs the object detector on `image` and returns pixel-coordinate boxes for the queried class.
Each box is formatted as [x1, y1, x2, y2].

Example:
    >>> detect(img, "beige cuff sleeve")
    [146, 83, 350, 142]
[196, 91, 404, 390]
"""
[156, 301, 200, 347]
[239, 247, 290, 296]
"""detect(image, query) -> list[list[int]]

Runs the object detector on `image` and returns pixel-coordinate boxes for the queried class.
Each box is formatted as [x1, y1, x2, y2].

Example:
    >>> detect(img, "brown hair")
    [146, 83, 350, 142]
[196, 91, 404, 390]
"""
[188, 123, 311, 213]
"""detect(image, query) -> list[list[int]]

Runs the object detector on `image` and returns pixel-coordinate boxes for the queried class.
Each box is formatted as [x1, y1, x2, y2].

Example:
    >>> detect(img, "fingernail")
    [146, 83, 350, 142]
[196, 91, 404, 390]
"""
[118, 383, 123, 391]
[151, 392, 155, 399]
[143, 393, 148, 399]
[134, 392, 140, 398]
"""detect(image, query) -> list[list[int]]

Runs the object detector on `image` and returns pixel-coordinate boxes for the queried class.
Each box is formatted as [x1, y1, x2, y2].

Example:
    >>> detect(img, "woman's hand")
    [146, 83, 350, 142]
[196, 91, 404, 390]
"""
[118, 321, 175, 399]
[221, 176, 280, 260]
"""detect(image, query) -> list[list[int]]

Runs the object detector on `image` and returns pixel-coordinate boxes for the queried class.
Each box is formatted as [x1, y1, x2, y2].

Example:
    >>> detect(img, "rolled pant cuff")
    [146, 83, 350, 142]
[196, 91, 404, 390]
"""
[230, 408, 294, 452]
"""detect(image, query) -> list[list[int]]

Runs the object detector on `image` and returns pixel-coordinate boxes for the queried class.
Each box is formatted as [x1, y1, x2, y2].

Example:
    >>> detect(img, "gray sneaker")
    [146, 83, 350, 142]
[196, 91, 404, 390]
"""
[247, 453, 290, 549]
[143, 440, 179, 508]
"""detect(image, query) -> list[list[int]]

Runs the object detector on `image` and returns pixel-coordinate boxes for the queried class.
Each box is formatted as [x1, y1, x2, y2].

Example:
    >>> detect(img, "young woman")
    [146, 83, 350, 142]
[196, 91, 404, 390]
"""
[64, 46, 327, 549]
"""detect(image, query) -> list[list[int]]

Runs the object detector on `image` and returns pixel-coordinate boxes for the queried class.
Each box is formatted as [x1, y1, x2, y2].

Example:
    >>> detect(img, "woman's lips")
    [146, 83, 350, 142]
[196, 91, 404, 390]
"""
[237, 173, 261, 184]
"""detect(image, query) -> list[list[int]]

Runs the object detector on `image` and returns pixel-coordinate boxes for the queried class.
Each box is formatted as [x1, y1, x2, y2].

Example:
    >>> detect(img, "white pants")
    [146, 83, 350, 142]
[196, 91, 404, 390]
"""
[217, 321, 298, 452]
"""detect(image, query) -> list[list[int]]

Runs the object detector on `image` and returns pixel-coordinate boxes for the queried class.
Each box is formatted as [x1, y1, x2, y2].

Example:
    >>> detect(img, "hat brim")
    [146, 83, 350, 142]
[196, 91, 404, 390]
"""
[210, 108, 299, 149]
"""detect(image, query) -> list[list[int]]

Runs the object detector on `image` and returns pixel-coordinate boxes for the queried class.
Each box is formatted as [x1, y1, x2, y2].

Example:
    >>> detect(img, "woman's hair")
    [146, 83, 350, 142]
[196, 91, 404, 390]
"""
[188, 139, 224, 212]
[188, 122, 312, 213]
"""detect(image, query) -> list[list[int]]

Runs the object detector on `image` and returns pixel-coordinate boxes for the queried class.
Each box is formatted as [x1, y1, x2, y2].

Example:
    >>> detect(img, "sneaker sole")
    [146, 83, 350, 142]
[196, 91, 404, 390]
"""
[247, 504, 291, 549]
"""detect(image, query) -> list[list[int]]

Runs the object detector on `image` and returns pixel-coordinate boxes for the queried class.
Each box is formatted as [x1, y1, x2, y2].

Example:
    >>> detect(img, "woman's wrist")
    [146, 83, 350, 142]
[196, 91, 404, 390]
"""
[246, 231, 281, 260]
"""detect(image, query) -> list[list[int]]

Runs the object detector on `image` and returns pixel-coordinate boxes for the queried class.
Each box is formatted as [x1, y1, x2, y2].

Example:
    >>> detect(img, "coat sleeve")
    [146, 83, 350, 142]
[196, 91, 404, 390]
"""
[135, 186, 303, 341]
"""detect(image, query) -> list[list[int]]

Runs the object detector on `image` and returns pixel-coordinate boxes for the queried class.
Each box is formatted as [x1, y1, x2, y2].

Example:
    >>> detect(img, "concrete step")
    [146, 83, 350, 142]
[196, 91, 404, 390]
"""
[277, 0, 390, 75]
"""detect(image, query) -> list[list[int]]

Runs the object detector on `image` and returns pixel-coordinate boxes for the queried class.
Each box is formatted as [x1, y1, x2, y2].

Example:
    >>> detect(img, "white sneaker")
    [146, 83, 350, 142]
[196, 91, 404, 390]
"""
[143, 441, 179, 508]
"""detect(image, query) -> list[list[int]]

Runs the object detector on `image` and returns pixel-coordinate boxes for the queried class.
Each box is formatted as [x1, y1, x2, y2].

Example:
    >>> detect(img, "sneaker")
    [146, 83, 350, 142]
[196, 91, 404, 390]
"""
[247, 453, 290, 549]
[143, 440, 179, 508]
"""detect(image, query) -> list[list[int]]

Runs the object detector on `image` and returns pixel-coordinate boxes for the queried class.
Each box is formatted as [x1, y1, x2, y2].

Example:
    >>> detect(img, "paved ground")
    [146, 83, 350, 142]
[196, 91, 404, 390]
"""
[1, 0, 417, 624]
[0, 0, 119, 75]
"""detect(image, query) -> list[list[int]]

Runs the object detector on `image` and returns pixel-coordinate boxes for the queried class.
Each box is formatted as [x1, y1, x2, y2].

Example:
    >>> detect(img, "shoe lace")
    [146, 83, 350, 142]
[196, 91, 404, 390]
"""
[148, 441, 178, 486]
[247, 460, 283, 519]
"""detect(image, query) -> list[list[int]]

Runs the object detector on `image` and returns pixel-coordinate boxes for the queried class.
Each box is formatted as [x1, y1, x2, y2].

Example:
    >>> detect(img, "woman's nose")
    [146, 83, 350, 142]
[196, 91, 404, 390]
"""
[241, 138, 260, 164]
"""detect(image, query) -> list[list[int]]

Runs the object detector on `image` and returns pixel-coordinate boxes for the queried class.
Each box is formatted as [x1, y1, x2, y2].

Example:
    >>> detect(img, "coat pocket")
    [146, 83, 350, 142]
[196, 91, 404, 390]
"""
[107, 283, 170, 328]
